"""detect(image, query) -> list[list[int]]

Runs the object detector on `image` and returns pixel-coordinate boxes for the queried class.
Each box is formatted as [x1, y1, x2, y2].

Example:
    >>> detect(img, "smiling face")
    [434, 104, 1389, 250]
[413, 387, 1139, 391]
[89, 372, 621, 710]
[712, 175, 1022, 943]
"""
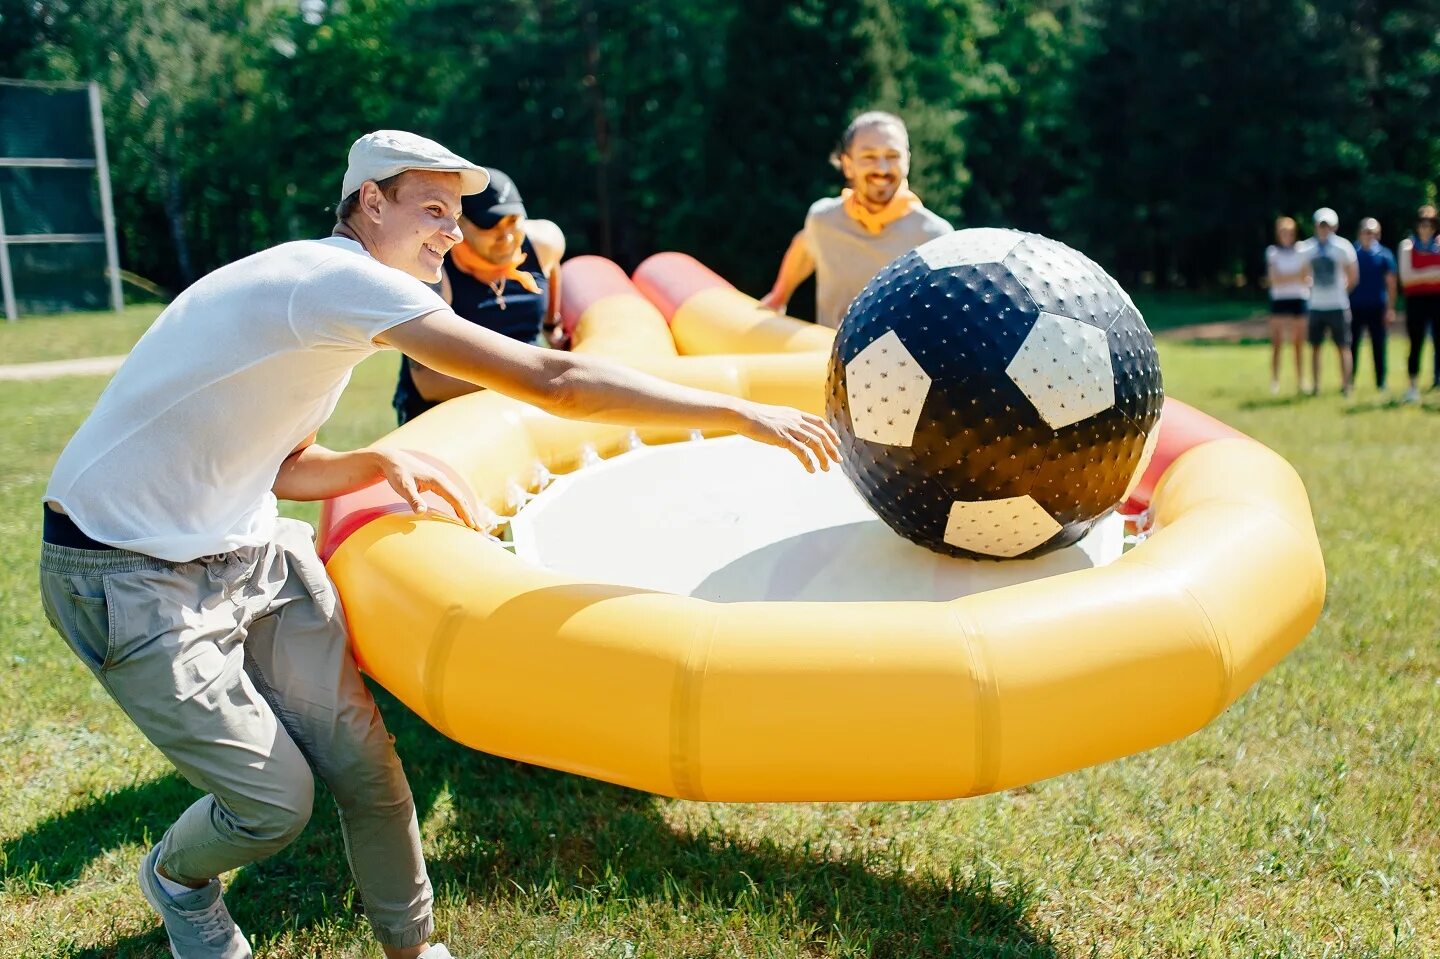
[460, 213, 527, 265]
[360, 170, 464, 282]
[840, 122, 911, 208]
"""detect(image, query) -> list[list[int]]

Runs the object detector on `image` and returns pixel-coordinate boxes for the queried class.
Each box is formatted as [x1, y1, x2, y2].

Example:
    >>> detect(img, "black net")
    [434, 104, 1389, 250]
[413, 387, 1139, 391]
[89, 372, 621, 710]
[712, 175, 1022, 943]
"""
[0, 167, 102, 236]
[0, 85, 93, 160]
[1, 81, 113, 316]
[7, 242, 109, 314]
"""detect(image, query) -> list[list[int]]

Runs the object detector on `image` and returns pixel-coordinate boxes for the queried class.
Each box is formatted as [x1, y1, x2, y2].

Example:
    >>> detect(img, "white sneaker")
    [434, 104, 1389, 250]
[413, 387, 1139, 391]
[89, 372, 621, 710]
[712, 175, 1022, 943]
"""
[418, 947, 454, 959]
[138, 845, 252, 958]
[1404, 387, 1421, 404]
[1270, 379, 1280, 396]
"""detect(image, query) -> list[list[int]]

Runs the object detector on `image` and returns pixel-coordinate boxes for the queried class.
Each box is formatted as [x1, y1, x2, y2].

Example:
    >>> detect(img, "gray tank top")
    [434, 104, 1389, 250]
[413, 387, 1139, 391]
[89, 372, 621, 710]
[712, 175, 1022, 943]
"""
[803, 197, 952, 328]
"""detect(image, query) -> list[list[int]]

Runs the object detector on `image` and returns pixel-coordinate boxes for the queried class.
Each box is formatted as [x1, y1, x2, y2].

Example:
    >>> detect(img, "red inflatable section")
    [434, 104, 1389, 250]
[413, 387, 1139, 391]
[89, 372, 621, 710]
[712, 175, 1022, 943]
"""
[1125, 398, 1247, 511]
[631, 252, 733, 322]
[318, 450, 468, 562]
[557, 255, 637, 337]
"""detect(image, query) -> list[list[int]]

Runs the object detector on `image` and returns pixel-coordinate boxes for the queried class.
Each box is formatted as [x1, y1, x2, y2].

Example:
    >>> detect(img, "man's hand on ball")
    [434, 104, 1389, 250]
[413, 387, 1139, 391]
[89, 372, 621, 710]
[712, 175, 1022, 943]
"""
[373, 448, 483, 530]
[737, 403, 840, 473]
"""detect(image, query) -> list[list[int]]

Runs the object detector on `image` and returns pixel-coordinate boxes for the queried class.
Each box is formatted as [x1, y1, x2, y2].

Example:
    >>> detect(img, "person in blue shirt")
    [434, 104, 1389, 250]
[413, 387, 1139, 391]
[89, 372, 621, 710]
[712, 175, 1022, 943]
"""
[1350, 217, 1398, 392]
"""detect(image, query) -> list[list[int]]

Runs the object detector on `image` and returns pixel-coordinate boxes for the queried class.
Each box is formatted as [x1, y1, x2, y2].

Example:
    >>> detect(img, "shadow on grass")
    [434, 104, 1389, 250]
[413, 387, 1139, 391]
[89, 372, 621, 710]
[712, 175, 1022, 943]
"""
[8, 685, 1059, 959]
[1342, 398, 1404, 414]
[1238, 394, 1313, 410]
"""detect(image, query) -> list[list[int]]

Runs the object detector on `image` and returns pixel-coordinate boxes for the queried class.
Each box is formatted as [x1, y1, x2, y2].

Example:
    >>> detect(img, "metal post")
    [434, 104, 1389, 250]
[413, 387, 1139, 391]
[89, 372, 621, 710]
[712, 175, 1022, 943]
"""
[0, 188, 16, 322]
[89, 82, 123, 313]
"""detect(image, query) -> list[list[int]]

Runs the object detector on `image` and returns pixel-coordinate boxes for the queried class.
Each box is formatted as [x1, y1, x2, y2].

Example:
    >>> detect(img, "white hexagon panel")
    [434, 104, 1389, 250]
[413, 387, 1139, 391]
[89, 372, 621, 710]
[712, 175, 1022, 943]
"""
[845, 329, 933, 447]
[916, 227, 1022, 270]
[943, 495, 1063, 558]
[1005, 312, 1115, 430]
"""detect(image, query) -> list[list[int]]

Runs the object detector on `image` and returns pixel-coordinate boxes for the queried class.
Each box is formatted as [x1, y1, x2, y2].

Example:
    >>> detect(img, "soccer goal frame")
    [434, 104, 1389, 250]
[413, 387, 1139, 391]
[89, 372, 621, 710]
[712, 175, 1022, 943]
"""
[0, 78, 122, 321]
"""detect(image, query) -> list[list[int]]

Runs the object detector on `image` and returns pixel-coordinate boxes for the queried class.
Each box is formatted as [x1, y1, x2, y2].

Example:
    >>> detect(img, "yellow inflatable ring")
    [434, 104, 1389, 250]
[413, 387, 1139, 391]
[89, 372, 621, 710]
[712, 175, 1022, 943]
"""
[319, 254, 1325, 802]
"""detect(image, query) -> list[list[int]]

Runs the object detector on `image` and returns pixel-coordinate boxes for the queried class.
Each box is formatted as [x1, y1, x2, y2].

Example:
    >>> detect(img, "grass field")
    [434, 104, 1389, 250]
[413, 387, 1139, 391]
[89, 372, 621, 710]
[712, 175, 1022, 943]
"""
[1, 301, 1437, 958]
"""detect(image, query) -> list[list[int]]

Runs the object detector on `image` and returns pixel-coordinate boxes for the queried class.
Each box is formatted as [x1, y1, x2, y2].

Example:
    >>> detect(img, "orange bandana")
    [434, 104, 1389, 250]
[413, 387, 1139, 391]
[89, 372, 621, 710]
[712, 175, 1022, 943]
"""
[841, 184, 923, 235]
[448, 240, 542, 295]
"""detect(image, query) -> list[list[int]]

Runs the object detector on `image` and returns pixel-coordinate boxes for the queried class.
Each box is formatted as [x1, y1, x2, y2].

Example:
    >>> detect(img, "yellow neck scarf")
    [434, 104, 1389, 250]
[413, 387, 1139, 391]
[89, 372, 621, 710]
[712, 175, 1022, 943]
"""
[841, 183, 923, 235]
[448, 240, 541, 295]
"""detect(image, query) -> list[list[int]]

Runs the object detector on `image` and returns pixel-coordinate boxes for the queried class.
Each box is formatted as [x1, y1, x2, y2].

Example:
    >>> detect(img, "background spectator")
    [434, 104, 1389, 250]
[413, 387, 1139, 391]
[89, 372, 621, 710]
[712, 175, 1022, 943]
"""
[1265, 216, 1310, 394]
[1398, 204, 1440, 403]
[1298, 207, 1357, 396]
[1350, 217, 1397, 392]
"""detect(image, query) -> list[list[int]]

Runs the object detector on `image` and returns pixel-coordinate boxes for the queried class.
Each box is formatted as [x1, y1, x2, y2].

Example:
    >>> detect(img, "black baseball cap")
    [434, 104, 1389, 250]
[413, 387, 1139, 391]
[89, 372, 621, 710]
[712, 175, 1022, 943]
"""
[460, 167, 526, 228]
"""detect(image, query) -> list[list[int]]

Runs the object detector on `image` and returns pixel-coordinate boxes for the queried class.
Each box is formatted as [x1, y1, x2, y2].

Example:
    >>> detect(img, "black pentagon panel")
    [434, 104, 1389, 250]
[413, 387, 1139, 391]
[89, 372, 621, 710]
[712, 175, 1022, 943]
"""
[826, 228, 1165, 560]
[1106, 306, 1164, 430]
[1028, 407, 1144, 525]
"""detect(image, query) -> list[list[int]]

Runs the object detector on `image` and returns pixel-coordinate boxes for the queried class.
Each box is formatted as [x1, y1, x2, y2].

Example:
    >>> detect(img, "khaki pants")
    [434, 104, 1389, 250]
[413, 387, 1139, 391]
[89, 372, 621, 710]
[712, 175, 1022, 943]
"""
[38, 518, 433, 949]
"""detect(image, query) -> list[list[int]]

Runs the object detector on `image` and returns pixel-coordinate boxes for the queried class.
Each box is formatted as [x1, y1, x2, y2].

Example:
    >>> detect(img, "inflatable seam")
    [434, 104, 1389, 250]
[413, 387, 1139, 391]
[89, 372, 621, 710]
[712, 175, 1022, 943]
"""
[670, 609, 718, 801]
[1123, 557, 1235, 720]
[948, 603, 1000, 797]
[422, 603, 468, 741]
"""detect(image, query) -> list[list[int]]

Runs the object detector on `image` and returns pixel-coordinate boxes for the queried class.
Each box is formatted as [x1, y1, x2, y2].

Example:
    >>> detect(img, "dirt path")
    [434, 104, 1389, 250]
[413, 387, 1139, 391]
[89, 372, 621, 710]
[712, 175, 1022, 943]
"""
[1155, 315, 1270, 342]
[0, 355, 127, 381]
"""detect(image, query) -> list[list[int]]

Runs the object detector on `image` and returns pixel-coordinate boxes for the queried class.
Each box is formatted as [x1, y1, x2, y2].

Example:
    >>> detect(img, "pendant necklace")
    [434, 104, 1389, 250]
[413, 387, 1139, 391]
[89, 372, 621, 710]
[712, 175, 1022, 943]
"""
[487, 277, 507, 310]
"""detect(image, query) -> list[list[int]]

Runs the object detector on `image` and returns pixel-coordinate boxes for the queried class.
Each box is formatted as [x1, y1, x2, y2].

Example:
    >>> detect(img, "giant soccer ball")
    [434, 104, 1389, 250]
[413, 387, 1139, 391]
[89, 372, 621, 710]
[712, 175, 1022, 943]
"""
[825, 228, 1163, 560]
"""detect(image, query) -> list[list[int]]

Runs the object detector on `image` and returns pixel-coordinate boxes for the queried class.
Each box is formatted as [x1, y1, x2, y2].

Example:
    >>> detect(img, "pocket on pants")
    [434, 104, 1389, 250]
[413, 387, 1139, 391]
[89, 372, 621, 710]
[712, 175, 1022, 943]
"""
[275, 518, 337, 617]
[46, 579, 116, 671]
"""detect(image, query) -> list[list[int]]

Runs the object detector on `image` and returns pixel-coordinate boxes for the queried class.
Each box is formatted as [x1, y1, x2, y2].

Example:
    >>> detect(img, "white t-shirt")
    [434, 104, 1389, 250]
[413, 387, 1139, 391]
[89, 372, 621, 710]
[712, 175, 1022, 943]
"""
[1297, 235, 1357, 311]
[45, 237, 447, 561]
[1265, 244, 1309, 301]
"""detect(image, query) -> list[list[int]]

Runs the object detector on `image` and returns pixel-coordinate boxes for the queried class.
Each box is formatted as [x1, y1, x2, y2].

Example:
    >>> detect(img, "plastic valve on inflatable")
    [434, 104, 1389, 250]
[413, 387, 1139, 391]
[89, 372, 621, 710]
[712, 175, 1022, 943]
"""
[318, 251, 1326, 803]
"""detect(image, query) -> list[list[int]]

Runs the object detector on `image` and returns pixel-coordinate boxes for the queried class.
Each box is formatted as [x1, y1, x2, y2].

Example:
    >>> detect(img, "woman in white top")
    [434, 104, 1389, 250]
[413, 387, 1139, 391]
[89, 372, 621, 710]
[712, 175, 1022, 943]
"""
[1266, 216, 1310, 394]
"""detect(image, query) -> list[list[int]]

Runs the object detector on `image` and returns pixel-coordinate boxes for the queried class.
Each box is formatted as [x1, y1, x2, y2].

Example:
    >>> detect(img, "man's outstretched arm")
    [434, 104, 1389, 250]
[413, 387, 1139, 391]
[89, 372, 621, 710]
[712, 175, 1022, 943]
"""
[759, 231, 816, 311]
[377, 308, 840, 472]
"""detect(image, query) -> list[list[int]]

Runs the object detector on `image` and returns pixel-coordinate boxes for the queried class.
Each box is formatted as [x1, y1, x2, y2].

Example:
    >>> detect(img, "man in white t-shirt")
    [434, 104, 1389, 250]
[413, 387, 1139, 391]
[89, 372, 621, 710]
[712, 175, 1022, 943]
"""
[39, 131, 839, 959]
[1298, 207, 1358, 396]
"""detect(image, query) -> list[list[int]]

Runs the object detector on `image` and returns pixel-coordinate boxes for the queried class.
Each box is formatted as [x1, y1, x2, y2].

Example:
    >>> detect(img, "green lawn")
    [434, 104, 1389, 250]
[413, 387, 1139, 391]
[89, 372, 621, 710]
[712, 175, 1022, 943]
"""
[0, 306, 165, 366]
[1, 303, 1436, 958]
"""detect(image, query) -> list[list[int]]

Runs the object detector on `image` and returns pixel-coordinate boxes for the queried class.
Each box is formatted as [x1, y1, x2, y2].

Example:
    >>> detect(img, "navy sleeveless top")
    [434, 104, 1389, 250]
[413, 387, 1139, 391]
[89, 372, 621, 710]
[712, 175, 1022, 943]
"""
[393, 235, 548, 424]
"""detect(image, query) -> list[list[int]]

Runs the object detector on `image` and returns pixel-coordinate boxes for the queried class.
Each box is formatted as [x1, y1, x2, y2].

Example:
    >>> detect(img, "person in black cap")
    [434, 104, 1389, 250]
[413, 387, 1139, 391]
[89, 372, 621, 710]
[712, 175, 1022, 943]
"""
[393, 167, 566, 424]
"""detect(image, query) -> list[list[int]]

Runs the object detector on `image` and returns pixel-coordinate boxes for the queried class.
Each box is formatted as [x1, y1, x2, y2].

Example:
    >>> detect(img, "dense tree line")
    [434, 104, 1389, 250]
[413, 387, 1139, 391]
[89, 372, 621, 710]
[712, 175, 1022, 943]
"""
[3, 0, 1437, 304]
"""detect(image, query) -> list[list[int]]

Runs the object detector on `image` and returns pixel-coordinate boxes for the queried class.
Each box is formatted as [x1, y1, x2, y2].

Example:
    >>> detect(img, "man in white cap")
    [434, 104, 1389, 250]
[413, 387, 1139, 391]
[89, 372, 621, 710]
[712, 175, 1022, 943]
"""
[38, 130, 838, 959]
[1298, 206, 1358, 396]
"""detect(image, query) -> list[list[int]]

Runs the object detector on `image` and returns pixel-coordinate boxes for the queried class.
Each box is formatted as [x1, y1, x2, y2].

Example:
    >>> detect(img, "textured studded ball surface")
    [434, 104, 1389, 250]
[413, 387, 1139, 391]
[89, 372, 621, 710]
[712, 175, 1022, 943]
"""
[825, 228, 1163, 559]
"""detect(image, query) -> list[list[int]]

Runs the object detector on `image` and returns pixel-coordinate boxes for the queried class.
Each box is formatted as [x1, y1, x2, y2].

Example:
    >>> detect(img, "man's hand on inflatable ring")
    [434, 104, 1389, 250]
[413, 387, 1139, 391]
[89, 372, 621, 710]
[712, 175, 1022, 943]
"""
[738, 403, 840, 473]
[374, 448, 483, 530]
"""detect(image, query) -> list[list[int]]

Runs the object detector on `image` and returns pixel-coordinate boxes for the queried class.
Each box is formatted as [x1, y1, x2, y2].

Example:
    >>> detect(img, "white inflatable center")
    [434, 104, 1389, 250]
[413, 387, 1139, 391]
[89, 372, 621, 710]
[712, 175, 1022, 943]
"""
[510, 436, 1124, 602]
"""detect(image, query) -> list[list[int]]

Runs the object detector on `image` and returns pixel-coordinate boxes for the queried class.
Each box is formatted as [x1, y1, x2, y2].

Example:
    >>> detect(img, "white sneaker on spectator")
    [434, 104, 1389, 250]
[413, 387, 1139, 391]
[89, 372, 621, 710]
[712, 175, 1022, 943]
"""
[138, 845, 252, 958]
[1404, 386, 1421, 404]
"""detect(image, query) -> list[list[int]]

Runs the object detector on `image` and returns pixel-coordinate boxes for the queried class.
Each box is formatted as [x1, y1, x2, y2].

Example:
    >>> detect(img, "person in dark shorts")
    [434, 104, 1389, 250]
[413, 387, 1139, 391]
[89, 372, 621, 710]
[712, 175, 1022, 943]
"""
[1265, 215, 1310, 394]
[1299, 207, 1357, 396]
[393, 168, 565, 424]
[1350, 217, 1397, 392]
[1398, 204, 1440, 403]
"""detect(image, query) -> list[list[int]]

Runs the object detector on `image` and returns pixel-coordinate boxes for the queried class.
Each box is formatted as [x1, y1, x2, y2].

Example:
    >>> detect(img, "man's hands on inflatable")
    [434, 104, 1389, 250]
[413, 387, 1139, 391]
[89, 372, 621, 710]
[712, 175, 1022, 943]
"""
[374, 448, 484, 530]
[736, 402, 840, 473]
